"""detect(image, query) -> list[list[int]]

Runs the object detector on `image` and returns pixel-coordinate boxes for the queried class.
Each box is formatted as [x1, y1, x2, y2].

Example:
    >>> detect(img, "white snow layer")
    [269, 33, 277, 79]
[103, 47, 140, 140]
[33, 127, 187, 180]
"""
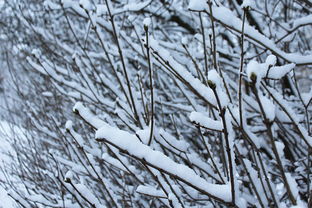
[136, 185, 166, 198]
[79, 0, 93, 11]
[204, 5, 312, 65]
[189, 111, 223, 131]
[143, 17, 151, 27]
[241, 0, 255, 9]
[188, 0, 208, 11]
[95, 124, 231, 202]
[259, 95, 275, 121]
[246, 56, 295, 82]
[0, 121, 18, 208]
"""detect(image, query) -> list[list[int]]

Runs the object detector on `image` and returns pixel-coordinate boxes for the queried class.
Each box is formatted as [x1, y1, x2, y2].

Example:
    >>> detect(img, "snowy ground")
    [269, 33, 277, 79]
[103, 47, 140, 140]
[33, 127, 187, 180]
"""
[0, 121, 17, 208]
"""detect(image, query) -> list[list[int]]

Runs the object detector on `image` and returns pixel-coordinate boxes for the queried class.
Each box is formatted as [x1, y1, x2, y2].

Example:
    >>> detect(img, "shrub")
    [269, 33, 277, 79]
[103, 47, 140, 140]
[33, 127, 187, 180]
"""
[1, 0, 312, 207]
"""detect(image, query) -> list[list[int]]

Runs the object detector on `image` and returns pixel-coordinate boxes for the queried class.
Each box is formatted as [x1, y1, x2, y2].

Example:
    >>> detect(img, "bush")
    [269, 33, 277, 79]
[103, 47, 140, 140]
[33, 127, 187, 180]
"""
[1, 0, 312, 207]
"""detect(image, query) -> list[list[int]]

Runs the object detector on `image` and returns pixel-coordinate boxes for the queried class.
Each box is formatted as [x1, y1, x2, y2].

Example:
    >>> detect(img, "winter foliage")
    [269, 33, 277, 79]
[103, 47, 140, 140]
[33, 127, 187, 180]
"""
[0, 0, 312, 207]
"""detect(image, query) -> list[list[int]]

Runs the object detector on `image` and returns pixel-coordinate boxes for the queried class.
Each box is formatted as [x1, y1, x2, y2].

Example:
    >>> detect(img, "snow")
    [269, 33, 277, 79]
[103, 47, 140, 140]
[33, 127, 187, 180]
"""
[158, 129, 189, 152]
[301, 87, 312, 106]
[113, 0, 152, 15]
[65, 120, 73, 130]
[143, 17, 151, 28]
[2, 0, 310, 206]
[246, 60, 263, 82]
[61, 0, 74, 8]
[241, 0, 255, 9]
[136, 128, 150, 144]
[95, 124, 231, 202]
[292, 14, 312, 28]
[0, 121, 18, 208]
[136, 185, 166, 198]
[243, 158, 268, 206]
[96, 4, 107, 16]
[259, 95, 275, 121]
[150, 37, 218, 108]
[207, 4, 312, 65]
[246, 58, 295, 82]
[188, 0, 208, 11]
[75, 183, 104, 207]
[208, 69, 222, 87]
[181, 37, 188, 45]
[73, 102, 107, 129]
[0, 0, 4, 10]
[275, 141, 285, 160]
[102, 153, 128, 172]
[189, 111, 223, 131]
[285, 173, 299, 200]
[64, 170, 74, 182]
[79, 0, 93, 11]
[267, 63, 295, 79]
[265, 86, 312, 147]
[42, 91, 53, 97]
[265, 54, 277, 66]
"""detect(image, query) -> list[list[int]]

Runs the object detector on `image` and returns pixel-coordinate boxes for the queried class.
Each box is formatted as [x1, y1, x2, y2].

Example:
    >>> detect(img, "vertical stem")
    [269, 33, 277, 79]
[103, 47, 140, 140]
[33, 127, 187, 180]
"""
[238, 9, 247, 128]
[105, 0, 141, 128]
[256, 151, 280, 207]
[235, 146, 266, 208]
[199, 12, 209, 77]
[207, 1, 218, 71]
[210, 83, 235, 205]
[251, 83, 297, 205]
[308, 148, 311, 207]
[145, 26, 155, 146]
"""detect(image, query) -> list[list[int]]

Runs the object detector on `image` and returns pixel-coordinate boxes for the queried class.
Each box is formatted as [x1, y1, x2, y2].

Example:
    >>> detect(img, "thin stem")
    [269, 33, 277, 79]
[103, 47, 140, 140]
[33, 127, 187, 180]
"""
[251, 82, 297, 205]
[238, 8, 247, 128]
[207, 0, 218, 71]
[199, 12, 209, 76]
[210, 84, 235, 205]
[145, 26, 155, 146]
[105, 0, 141, 128]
